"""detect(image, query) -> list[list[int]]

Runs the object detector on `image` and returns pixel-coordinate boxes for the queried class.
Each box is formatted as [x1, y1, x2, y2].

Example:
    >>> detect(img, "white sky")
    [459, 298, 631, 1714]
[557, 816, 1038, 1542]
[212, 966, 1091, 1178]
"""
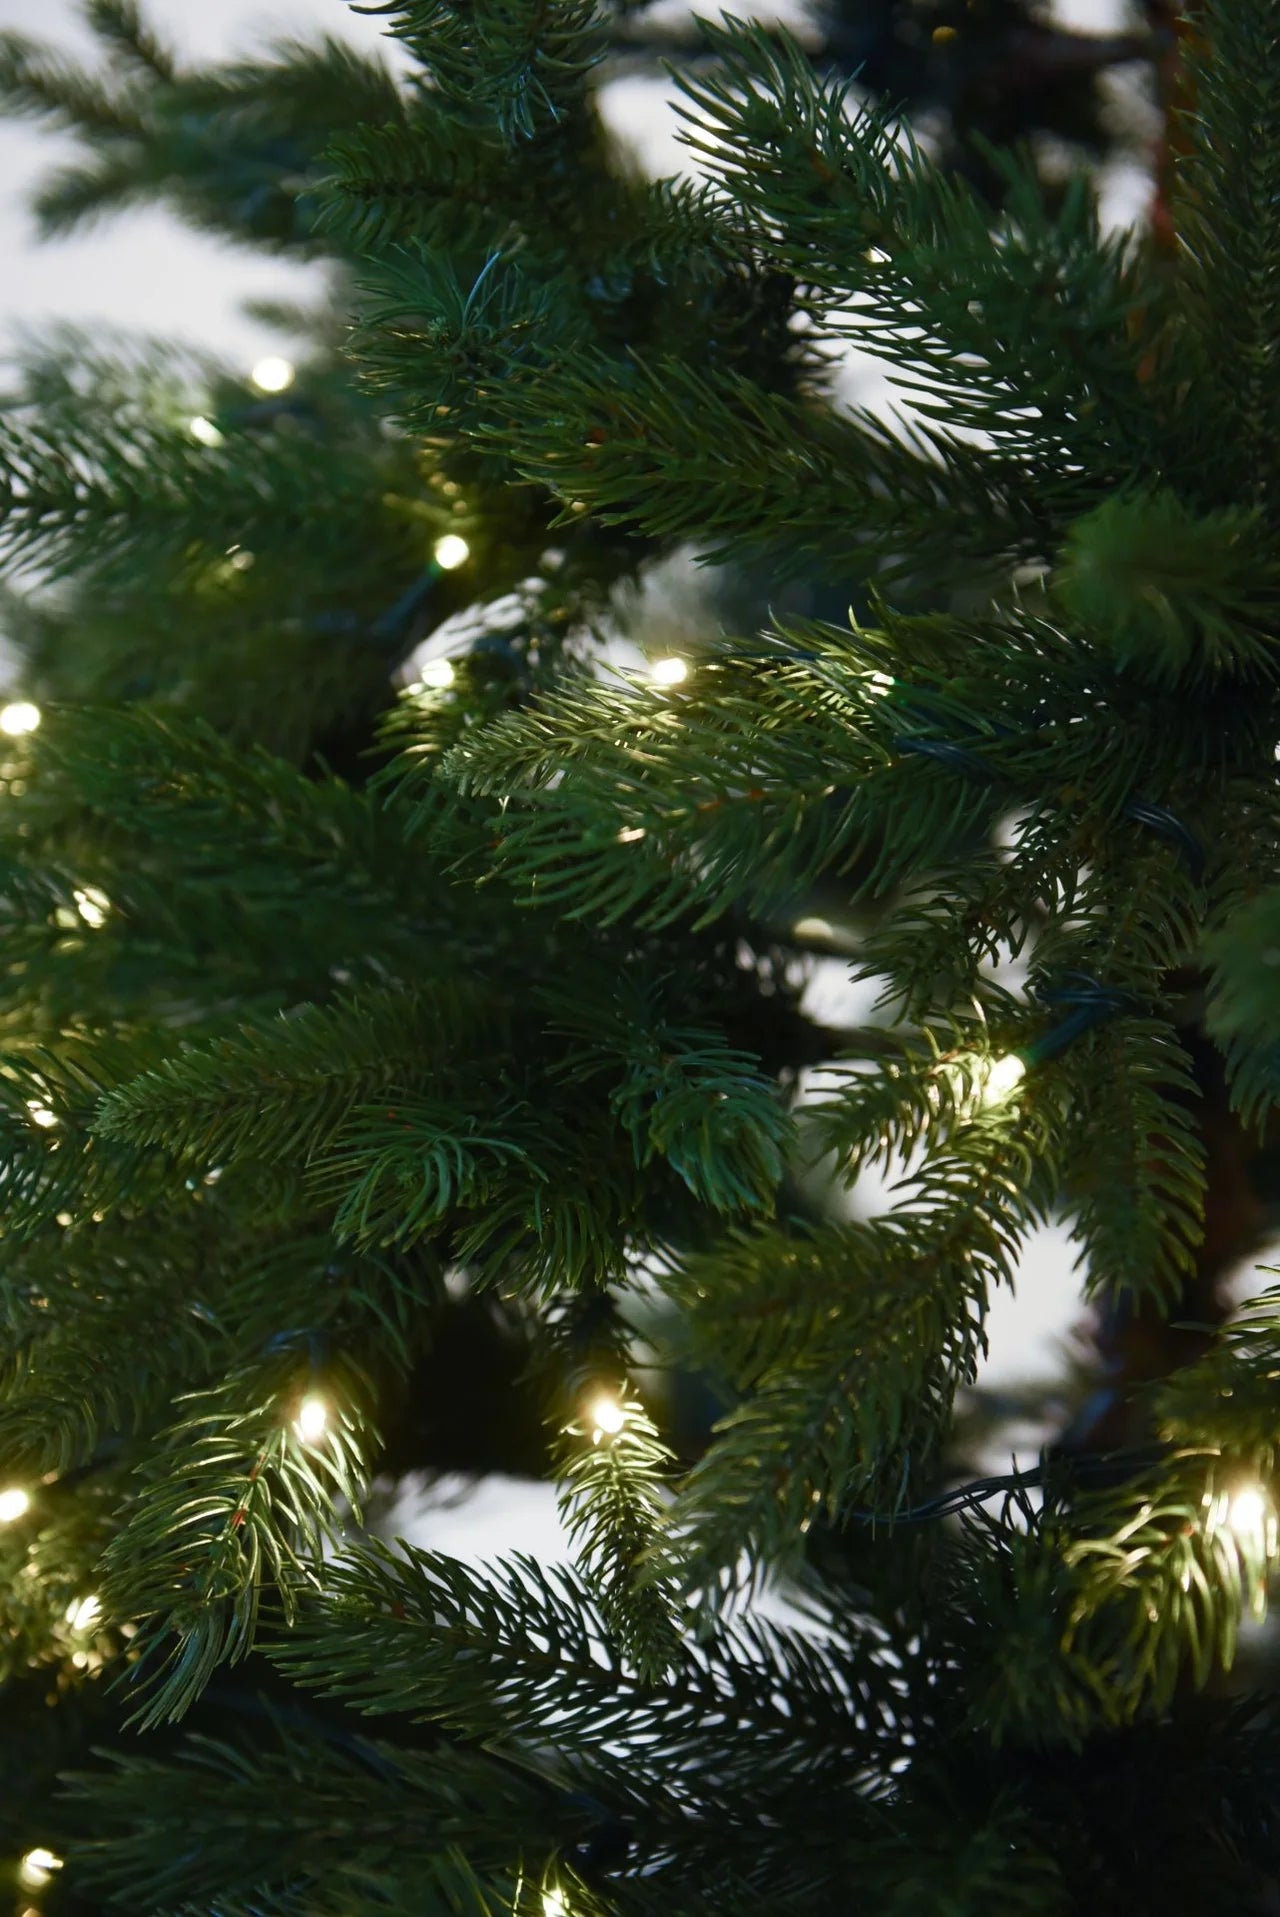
[0, 0, 1217, 1542]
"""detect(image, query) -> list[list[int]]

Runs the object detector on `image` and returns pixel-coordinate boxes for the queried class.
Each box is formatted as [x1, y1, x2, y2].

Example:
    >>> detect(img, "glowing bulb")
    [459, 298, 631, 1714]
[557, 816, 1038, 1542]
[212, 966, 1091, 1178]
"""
[0, 1486, 30, 1523]
[20, 1851, 63, 1890]
[542, 1891, 567, 1917]
[590, 1393, 626, 1440]
[432, 533, 470, 571]
[250, 355, 295, 394]
[65, 1593, 101, 1632]
[867, 671, 894, 696]
[976, 1053, 1026, 1110]
[650, 655, 688, 687]
[419, 658, 456, 689]
[0, 701, 41, 735]
[26, 1101, 57, 1129]
[74, 886, 111, 928]
[188, 415, 224, 448]
[1227, 1487, 1269, 1539]
[295, 1395, 329, 1442]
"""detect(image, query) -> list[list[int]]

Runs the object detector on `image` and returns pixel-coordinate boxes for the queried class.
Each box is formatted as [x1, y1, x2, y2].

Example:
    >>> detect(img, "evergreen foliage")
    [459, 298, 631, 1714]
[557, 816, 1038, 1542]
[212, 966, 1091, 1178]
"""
[1, 1, 1280, 1911]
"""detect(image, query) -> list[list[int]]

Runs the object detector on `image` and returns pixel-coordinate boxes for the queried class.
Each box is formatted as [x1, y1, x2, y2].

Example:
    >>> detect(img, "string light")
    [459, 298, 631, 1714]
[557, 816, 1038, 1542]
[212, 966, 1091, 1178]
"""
[418, 658, 456, 689]
[65, 1594, 102, 1632]
[250, 355, 295, 394]
[866, 671, 894, 696]
[0, 1486, 30, 1523]
[935, 1052, 1026, 1120]
[25, 1101, 58, 1129]
[432, 533, 470, 571]
[589, 1393, 627, 1442]
[295, 1395, 329, 1442]
[649, 656, 688, 687]
[542, 1889, 567, 1917]
[73, 886, 111, 928]
[0, 701, 40, 736]
[188, 415, 224, 448]
[1225, 1485, 1271, 1544]
[19, 1851, 63, 1890]
[976, 1053, 1026, 1109]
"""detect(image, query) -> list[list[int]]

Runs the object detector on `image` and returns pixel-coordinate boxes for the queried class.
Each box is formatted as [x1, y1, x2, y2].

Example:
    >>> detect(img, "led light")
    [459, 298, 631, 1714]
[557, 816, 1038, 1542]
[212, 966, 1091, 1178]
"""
[0, 701, 41, 735]
[542, 1890, 567, 1917]
[419, 658, 456, 689]
[74, 886, 111, 928]
[295, 1395, 329, 1442]
[432, 533, 470, 571]
[0, 1486, 30, 1523]
[65, 1593, 102, 1632]
[1227, 1487, 1269, 1539]
[250, 355, 295, 394]
[649, 655, 688, 687]
[20, 1850, 63, 1890]
[976, 1053, 1026, 1110]
[616, 826, 646, 844]
[26, 1101, 57, 1129]
[590, 1393, 626, 1440]
[867, 671, 894, 696]
[188, 415, 224, 447]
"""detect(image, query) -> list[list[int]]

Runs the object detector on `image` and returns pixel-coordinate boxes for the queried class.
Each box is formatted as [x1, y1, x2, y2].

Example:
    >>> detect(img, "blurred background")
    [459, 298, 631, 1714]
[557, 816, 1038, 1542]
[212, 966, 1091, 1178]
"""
[1, 0, 1254, 1572]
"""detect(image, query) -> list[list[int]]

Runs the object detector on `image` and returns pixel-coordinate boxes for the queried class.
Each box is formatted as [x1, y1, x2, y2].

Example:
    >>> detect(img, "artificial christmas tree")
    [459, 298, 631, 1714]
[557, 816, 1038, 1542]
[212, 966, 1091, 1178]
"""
[2, 0, 1280, 1911]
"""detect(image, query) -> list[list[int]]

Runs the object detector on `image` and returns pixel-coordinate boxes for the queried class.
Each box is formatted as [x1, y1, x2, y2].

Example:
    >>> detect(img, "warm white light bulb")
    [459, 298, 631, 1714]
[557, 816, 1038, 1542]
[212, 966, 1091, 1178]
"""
[792, 916, 834, 941]
[0, 1486, 30, 1523]
[74, 885, 111, 928]
[1228, 1487, 1269, 1539]
[419, 658, 456, 689]
[65, 1593, 102, 1632]
[977, 1053, 1026, 1110]
[20, 1850, 63, 1889]
[0, 701, 41, 736]
[432, 533, 470, 571]
[542, 1890, 567, 1917]
[26, 1101, 57, 1129]
[650, 655, 688, 687]
[188, 415, 224, 448]
[590, 1393, 626, 1439]
[250, 355, 295, 394]
[295, 1395, 329, 1442]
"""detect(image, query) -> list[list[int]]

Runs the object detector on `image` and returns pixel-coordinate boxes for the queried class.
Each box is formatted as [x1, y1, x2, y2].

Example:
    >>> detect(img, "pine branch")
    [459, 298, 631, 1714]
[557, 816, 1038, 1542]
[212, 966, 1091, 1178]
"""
[664, 1128, 1052, 1595]
[103, 1353, 381, 1728]
[554, 1388, 683, 1681]
[82, 0, 177, 82]
[94, 982, 501, 1172]
[353, 0, 607, 143]
[1165, 0, 1280, 513]
[65, 1721, 565, 1917]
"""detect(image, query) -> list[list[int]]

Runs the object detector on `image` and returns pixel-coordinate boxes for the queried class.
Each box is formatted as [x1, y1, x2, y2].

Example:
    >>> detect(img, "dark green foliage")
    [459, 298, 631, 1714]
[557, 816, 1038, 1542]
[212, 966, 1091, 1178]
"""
[2, 2, 1280, 1913]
